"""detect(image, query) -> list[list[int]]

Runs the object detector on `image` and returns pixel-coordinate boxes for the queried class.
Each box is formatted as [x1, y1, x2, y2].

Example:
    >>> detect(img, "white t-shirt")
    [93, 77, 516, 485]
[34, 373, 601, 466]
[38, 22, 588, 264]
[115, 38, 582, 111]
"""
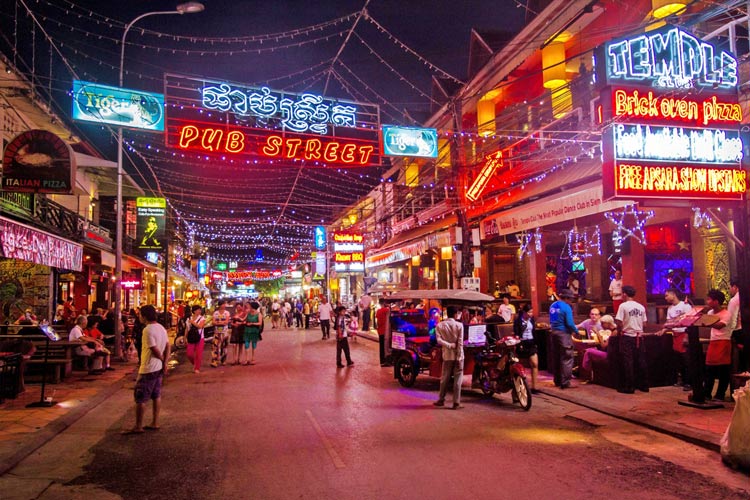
[707, 308, 733, 341]
[499, 303, 516, 323]
[140, 322, 168, 374]
[69, 325, 84, 341]
[615, 300, 646, 336]
[666, 301, 693, 333]
[359, 295, 372, 309]
[728, 293, 742, 330]
[609, 278, 623, 300]
[318, 302, 333, 321]
[272, 302, 281, 312]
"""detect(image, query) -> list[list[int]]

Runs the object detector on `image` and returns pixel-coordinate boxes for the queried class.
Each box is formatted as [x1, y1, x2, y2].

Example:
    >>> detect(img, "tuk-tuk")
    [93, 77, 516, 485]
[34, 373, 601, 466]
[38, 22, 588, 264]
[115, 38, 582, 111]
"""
[382, 290, 496, 387]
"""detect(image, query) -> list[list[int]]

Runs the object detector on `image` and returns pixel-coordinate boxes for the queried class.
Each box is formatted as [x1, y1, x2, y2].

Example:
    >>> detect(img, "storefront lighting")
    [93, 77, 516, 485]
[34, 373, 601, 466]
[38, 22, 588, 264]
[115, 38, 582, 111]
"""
[440, 246, 452, 260]
[652, 0, 686, 19]
[411, 256, 420, 266]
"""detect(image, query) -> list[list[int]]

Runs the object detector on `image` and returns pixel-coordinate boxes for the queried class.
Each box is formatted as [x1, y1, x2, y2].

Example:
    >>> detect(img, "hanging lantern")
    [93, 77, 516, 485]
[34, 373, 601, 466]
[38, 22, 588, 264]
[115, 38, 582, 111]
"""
[551, 87, 573, 118]
[405, 163, 419, 187]
[477, 99, 496, 137]
[652, 0, 687, 19]
[542, 42, 567, 90]
[437, 138, 451, 168]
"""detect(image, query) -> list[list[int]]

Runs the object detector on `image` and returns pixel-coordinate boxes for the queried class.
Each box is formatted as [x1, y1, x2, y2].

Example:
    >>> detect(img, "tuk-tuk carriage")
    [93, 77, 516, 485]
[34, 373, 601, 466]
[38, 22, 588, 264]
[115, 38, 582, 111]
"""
[382, 290, 497, 387]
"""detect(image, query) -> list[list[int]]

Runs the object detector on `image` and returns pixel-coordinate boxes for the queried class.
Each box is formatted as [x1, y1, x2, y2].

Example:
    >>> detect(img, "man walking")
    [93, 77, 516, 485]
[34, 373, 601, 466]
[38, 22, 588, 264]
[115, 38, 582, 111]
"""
[318, 296, 334, 340]
[549, 289, 578, 389]
[334, 306, 354, 367]
[433, 306, 465, 409]
[124, 305, 169, 434]
[615, 285, 648, 393]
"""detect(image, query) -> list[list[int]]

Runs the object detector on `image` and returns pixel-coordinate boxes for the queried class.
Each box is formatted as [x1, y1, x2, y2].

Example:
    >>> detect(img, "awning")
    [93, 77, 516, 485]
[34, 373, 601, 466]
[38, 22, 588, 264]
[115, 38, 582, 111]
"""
[76, 152, 145, 197]
[366, 216, 456, 268]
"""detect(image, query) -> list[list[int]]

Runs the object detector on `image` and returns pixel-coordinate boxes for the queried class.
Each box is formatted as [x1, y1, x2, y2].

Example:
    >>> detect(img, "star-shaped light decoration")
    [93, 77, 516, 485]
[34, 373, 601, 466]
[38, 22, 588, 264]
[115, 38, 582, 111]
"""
[677, 240, 691, 251]
[604, 204, 654, 245]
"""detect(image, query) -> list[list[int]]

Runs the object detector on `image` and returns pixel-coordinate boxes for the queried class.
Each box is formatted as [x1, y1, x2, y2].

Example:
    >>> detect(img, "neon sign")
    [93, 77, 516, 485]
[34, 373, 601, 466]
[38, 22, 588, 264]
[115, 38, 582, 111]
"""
[612, 125, 743, 164]
[165, 74, 381, 168]
[314, 226, 326, 250]
[332, 232, 365, 272]
[201, 83, 357, 135]
[610, 89, 742, 127]
[381, 125, 438, 158]
[466, 151, 503, 202]
[72, 80, 165, 131]
[613, 163, 746, 200]
[596, 26, 738, 91]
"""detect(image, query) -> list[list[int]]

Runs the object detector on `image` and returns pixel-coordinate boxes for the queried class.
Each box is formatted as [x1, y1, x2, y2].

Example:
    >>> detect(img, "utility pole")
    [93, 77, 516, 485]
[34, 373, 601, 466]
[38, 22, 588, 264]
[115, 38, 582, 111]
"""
[450, 98, 472, 286]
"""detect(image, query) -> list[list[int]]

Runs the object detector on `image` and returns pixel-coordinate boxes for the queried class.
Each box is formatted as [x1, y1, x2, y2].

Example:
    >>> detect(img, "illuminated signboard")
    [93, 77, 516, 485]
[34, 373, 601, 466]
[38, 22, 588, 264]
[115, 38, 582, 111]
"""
[2, 130, 76, 194]
[314, 226, 326, 250]
[197, 259, 207, 276]
[135, 197, 166, 251]
[121, 273, 143, 290]
[72, 80, 165, 131]
[611, 125, 742, 164]
[595, 25, 738, 91]
[214, 261, 228, 271]
[145, 252, 160, 264]
[0, 216, 83, 271]
[164, 74, 381, 167]
[381, 125, 438, 158]
[607, 89, 742, 127]
[333, 232, 365, 272]
[466, 151, 503, 202]
[227, 270, 282, 281]
[211, 271, 224, 281]
[229, 261, 238, 269]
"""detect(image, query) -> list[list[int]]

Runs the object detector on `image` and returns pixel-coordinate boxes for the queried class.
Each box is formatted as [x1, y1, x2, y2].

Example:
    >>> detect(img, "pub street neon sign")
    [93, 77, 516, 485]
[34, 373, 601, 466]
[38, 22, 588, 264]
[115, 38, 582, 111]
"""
[596, 25, 738, 91]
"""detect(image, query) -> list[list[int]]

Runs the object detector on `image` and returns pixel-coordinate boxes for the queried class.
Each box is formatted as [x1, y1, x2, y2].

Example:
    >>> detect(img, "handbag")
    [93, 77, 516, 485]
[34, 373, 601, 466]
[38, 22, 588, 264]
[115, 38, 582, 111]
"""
[187, 316, 203, 344]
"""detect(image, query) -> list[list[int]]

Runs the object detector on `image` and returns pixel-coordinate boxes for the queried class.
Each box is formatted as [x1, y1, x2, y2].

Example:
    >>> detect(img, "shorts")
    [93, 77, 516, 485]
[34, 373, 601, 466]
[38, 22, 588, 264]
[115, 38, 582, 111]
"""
[516, 339, 538, 358]
[134, 371, 163, 404]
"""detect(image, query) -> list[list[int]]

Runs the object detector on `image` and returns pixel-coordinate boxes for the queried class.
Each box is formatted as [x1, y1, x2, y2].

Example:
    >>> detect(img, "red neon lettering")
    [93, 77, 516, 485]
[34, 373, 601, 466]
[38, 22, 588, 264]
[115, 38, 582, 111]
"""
[263, 135, 283, 156]
[285, 138, 302, 158]
[357, 145, 374, 164]
[611, 88, 742, 127]
[225, 131, 245, 153]
[178, 125, 200, 148]
[201, 128, 223, 152]
[324, 142, 340, 162]
[340, 144, 356, 163]
[305, 139, 322, 160]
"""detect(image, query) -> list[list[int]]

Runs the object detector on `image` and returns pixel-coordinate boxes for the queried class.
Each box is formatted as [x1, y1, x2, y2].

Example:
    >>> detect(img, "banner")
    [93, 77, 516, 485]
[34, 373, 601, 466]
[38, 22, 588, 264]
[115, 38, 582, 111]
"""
[2, 130, 76, 194]
[136, 197, 166, 251]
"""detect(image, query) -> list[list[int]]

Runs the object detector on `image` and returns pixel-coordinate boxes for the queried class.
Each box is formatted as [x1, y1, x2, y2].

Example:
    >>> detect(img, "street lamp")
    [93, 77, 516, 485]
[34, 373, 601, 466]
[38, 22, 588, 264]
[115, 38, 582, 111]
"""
[114, 2, 204, 357]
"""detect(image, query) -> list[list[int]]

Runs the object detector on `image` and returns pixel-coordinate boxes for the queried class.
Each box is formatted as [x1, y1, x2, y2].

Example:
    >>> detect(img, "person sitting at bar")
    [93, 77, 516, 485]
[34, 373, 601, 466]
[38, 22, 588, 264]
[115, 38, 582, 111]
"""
[581, 314, 617, 383]
[576, 308, 602, 339]
[498, 294, 516, 323]
[14, 308, 37, 325]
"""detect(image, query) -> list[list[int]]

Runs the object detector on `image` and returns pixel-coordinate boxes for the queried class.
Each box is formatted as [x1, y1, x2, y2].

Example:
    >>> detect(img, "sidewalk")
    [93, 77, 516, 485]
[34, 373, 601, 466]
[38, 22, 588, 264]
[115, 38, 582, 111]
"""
[358, 328, 736, 453]
[0, 360, 136, 476]
[535, 372, 735, 452]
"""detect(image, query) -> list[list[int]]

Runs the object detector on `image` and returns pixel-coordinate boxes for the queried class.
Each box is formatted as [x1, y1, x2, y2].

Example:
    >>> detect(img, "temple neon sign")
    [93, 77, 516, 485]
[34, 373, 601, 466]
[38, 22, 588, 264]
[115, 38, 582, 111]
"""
[611, 89, 742, 126]
[597, 26, 738, 90]
[201, 83, 357, 135]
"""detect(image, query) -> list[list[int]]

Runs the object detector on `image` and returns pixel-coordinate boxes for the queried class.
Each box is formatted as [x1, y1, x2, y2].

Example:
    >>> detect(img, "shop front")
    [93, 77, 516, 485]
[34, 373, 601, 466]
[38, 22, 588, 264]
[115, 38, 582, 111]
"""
[0, 215, 83, 323]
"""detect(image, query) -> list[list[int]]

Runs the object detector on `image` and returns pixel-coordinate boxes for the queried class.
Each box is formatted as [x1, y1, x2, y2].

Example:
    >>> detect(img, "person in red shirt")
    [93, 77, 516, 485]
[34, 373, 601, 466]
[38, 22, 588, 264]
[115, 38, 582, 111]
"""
[86, 315, 105, 340]
[376, 299, 391, 366]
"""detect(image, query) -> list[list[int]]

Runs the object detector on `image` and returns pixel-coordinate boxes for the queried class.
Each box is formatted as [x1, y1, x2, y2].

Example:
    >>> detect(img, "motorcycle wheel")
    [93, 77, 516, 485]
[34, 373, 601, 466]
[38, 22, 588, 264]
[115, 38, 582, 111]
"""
[512, 374, 532, 411]
[478, 369, 495, 397]
[395, 355, 417, 387]
[174, 335, 187, 349]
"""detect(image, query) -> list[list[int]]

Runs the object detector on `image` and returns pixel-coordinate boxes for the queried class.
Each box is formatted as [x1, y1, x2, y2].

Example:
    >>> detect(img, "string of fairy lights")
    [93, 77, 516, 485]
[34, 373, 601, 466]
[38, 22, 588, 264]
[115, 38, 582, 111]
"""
[1, 0, 730, 265]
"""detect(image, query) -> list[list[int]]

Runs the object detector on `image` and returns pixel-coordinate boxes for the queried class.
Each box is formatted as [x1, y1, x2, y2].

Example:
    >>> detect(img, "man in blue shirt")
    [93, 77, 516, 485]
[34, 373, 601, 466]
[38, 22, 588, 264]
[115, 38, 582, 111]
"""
[550, 288, 578, 389]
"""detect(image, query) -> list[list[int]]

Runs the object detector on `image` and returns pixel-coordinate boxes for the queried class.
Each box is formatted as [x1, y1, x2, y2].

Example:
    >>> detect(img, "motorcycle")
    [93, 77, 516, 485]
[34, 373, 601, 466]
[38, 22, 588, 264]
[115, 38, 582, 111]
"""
[472, 335, 532, 411]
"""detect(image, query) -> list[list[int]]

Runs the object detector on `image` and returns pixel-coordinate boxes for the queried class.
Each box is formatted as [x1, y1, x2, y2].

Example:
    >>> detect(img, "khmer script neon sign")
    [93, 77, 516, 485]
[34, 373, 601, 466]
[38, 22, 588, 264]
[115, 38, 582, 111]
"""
[201, 83, 357, 135]
[596, 26, 738, 91]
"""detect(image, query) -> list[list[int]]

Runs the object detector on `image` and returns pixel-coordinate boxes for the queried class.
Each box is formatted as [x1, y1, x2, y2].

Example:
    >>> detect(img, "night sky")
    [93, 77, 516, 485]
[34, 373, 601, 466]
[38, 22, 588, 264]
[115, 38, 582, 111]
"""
[1, 0, 528, 264]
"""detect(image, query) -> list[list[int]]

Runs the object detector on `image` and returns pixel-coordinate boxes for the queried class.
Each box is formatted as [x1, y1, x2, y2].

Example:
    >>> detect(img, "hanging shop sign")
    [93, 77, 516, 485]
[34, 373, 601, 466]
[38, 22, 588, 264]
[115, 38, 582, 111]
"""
[121, 272, 143, 290]
[0, 216, 83, 271]
[164, 74, 381, 167]
[197, 259, 207, 276]
[332, 231, 364, 272]
[381, 125, 438, 158]
[145, 252, 160, 264]
[314, 226, 327, 250]
[595, 25, 737, 92]
[214, 261, 228, 271]
[72, 80, 165, 131]
[466, 151, 503, 202]
[2, 130, 75, 194]
[598, 26, 746, 202]
[135, 197, 166, 251]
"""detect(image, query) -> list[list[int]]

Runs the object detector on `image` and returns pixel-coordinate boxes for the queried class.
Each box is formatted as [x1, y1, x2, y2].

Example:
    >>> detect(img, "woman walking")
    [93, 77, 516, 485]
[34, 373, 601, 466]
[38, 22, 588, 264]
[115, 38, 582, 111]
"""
[186, 305, 206, 374]
[242, 301, 263, 365]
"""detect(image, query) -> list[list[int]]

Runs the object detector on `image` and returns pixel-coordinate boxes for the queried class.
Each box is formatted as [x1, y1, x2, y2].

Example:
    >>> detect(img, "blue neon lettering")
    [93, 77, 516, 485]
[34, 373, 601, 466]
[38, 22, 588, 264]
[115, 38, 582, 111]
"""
[628, 36, 650, 78]
[649, 29, 678, 79]
[200, 83, 358, 135]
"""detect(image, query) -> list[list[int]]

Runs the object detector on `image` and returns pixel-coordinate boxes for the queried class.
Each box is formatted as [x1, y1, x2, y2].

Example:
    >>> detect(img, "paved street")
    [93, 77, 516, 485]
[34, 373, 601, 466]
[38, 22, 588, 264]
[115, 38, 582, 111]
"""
[1, 327, 748, 500]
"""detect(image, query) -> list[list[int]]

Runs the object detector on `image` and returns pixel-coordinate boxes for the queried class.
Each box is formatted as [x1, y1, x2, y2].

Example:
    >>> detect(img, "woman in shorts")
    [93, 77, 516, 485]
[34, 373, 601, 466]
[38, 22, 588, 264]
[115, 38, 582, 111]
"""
[230, 302, 246, 365]
[242, 302, 263, 365]
[513, 303, 539, 394]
